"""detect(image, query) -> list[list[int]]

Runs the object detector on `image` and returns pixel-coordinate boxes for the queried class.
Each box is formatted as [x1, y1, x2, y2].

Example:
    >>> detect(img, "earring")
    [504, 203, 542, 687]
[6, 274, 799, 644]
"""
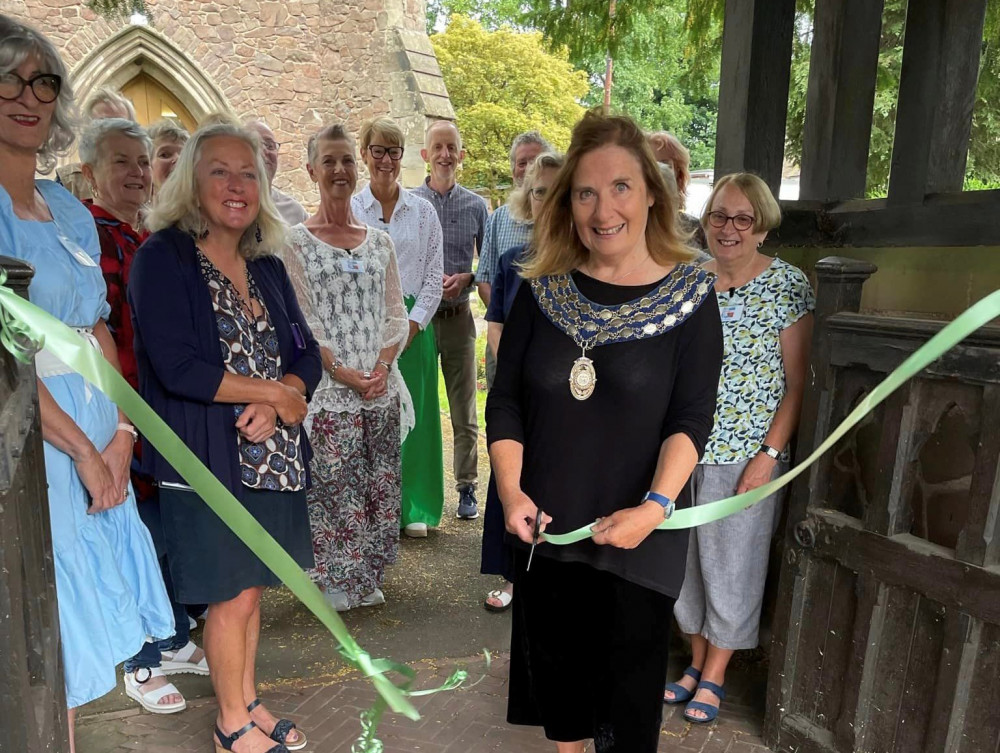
[756, 241, 763, 249]
[198, 228, 210, 240]
[255, 223, 263, 243]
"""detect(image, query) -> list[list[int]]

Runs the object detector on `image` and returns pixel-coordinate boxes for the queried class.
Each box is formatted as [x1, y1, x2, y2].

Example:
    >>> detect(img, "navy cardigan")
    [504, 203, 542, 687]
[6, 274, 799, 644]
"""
[128, 225, 323, 499]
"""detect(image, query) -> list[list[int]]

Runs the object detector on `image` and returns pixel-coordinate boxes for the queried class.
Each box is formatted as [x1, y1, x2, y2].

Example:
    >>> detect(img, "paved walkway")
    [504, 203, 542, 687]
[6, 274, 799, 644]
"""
[75, 417, 773, 753]
[77, 653, 771, 752]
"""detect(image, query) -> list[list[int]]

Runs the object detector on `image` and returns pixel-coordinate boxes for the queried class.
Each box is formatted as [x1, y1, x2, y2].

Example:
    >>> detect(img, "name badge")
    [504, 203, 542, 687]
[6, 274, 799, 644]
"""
[719, 303, 744, 322]
[342, 258, 364, 274]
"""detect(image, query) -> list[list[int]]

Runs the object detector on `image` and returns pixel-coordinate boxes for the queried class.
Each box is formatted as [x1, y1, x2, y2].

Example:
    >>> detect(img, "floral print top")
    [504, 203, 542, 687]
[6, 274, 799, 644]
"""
[198, 251, 306, 491]
[702, 257, 815, 465]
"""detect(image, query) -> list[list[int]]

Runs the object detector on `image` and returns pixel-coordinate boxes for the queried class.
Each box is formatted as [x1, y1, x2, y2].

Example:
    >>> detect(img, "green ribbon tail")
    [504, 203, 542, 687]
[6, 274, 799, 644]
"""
[543, 288, 1000, 546]
[0, 276, 418, 720]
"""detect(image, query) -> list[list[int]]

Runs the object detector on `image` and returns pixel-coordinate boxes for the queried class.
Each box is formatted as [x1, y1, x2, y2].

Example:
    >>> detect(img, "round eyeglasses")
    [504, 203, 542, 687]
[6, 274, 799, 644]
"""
[368, 144, 404, 161]
[707, 211, 755, 231]
[529, 187, 548, 200]
[0, 72, 62, 104]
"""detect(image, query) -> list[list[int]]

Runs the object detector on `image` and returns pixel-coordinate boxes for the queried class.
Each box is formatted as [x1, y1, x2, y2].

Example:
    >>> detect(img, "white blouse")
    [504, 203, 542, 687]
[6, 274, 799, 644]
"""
[279, 224, 414, 439]
[352, 184, 444, 329]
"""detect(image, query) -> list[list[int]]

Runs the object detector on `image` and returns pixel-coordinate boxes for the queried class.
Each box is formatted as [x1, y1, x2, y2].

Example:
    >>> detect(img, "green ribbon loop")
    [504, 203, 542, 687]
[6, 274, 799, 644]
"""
[0, 269, 489, 750]
[543, 288, 1000, 546]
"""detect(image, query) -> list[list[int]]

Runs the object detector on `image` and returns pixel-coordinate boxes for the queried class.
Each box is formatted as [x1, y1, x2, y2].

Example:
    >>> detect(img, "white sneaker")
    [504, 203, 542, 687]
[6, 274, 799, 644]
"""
[323, 588, 351, 612]
[404, 522, 428, 538]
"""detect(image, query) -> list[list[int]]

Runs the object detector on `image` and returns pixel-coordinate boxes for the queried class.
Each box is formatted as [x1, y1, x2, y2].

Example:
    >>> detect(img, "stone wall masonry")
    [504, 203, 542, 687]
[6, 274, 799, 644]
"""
[2, 0, 448, 204]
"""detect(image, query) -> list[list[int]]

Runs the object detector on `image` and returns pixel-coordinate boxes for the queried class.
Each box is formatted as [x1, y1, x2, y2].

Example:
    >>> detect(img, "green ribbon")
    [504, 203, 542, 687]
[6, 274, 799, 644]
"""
[0, 269, 484, 751]
[543, 288, 1000, 546]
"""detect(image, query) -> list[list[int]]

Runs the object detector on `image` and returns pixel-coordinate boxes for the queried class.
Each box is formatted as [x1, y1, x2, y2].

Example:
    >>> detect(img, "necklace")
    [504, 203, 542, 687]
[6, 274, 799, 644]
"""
[580, 253, 651, 285]
[531, 265, 714, 401]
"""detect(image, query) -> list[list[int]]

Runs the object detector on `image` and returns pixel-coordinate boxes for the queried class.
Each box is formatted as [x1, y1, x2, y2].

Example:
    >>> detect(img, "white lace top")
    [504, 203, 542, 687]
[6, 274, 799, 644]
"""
[279, 224, 414, 439]
[352, 184, 444, 329]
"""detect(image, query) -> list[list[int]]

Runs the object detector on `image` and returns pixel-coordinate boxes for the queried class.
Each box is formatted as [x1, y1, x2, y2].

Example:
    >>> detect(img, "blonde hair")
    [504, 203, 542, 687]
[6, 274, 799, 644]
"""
[522, 110, 693, 279]
[701, 173, 782, 233]
[145, 121, 286, 258]
[0, 15, 77, 174]
[508, 151, 564, 223]
[83, 85, 136, 121]
[359, 117, 405, 151]
[647, 131, 691, 208]
[148, 118, 189, 147]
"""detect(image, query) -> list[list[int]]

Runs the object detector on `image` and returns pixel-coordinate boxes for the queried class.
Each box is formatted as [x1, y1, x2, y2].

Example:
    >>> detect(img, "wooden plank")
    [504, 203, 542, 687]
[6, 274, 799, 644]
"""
[892, 596, 948, 751]
[887, 0, 949, 205]
[832, 571, 881, 750]
[764, 549, 808, 745]
[809, 510, 1000, 624]
[811, 563, 858, 734]
[773, 189, 1000, 248]
[923, 610, 973, 751]
[863, 385, 915, 536]
[715, 0, 796, 194]
[788, 559, 844, 722]
[799, 0, 885, 201]
[854, 585, 920, 751]
[953, 621, 1000, 753]
[956, 384, 1000, 566]
[778, 713, 841, 753]
[926, 0, 990, 194]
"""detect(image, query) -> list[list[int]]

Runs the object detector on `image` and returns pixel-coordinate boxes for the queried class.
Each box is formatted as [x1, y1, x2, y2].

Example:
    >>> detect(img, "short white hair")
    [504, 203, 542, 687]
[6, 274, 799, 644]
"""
[79, 118, 151, 166]
[83, 86, 137, 121]
[424, 119, 461, 150]
[509, 131, 551, 172]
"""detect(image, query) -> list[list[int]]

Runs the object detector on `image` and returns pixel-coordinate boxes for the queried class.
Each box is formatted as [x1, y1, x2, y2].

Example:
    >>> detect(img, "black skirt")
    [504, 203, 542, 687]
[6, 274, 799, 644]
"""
[508, 549, 675, 752]
[159, 485, 315, 604]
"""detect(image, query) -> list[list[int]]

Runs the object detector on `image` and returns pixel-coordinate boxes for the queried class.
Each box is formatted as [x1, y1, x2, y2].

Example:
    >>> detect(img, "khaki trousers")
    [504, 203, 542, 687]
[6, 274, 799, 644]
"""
[433, 305, 479, 488]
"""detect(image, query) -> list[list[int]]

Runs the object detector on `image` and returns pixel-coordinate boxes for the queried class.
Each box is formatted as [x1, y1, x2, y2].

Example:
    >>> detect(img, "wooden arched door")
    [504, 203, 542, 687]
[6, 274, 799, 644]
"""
[121, 73, 198, 132]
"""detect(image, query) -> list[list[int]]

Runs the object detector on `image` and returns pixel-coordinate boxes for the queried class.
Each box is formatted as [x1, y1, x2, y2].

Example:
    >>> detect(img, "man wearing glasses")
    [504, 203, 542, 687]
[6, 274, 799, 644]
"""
[246, 119, 308, 226]
[413, 120, 488, 521]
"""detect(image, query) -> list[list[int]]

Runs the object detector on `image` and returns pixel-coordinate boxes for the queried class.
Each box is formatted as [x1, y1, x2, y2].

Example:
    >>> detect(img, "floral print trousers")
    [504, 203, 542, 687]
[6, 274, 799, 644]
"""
[306, 403, 401, 607]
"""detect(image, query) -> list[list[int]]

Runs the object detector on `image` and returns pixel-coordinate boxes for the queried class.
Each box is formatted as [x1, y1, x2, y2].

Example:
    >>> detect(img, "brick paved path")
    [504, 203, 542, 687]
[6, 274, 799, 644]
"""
[77, 654, 771, 753]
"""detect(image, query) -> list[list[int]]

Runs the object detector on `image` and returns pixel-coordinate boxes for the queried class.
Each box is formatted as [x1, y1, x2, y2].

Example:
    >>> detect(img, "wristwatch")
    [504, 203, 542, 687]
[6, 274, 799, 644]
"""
[760, 444, 781, 459]
[643, 490, 675, 519]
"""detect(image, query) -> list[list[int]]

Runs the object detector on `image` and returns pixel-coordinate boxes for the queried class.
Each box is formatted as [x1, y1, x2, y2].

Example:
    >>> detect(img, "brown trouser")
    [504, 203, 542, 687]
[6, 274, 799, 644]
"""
[433, 303, 479, 489]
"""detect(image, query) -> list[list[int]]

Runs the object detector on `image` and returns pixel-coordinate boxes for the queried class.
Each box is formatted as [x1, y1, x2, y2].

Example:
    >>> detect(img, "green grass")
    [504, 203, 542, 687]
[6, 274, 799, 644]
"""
[437, 297, 489, 434]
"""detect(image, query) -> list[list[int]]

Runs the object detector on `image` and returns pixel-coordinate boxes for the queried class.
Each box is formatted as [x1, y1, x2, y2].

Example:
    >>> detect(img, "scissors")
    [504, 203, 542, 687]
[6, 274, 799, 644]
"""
[526, 508, 544, 572]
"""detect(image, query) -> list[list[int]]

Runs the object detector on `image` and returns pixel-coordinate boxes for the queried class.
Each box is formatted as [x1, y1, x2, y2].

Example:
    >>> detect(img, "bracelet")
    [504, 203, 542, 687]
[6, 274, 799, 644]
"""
[327, 359, 343, 380]
[643, 490, 675, 520]
[116, 423, 138, 441]
[376, 360, 391, 372]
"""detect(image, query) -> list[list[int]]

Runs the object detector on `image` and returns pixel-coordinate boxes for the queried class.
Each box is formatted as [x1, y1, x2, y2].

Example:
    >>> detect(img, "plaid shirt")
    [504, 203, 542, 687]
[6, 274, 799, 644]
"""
[476, 204, 532, 286]
[412, 177, 488, 308]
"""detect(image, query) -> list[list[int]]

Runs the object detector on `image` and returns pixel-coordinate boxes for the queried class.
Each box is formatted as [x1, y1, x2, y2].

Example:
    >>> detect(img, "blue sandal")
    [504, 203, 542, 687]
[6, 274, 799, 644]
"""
[683, 680, 725, 724]
[663, 666, 702, 704]
[247, 698, 307, 751]
[214, 721, 289, 752]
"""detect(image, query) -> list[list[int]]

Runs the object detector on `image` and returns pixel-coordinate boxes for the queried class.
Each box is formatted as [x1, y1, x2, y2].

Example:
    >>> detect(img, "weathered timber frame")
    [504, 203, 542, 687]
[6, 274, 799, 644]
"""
[0, 258, 69, 752]
[716, 0, 999, 248]
[763, 258, 1000, 752]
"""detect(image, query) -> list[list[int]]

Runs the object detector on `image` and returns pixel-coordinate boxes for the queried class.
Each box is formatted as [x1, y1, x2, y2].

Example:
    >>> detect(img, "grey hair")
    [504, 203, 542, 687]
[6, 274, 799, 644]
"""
[0, 14, 77, 174]
[147, 118, 189, 146]
[307, 123, 355, 165]
[145, 121, 287, 259]
[424, 119, 461, 150]
[508, 131, 551, 173]
[509, 151, 564, 223]
[83, 85, 137, 121]
[78, 118, 152, 167]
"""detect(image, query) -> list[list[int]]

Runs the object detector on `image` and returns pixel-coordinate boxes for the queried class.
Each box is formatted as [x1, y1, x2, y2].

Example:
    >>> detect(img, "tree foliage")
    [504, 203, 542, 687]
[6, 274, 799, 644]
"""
[86, 0, 148, 21]
[430, 16, 588, 200]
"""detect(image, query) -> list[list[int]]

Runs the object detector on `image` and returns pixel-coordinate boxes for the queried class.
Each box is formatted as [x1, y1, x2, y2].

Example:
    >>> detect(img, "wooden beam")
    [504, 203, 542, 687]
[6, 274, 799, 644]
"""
[715, 0, 796, 195]
[927, 0, 989, 194]
[773, 189, 1000, 247]
[799, 0, 884, 201]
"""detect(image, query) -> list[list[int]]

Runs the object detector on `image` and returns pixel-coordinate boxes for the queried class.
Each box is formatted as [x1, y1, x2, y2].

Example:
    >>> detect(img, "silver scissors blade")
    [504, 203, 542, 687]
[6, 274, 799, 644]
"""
[526, 508, 543, 572]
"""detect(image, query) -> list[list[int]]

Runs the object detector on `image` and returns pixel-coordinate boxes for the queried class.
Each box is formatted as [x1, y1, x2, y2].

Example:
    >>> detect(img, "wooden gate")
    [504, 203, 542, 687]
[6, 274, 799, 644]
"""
[0, 257, 69, 752]
[764, 256, 1000, 753]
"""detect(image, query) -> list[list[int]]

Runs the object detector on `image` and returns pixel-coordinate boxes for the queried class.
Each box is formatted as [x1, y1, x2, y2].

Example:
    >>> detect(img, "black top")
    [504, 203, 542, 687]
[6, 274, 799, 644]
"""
[486, 268, 723, 597]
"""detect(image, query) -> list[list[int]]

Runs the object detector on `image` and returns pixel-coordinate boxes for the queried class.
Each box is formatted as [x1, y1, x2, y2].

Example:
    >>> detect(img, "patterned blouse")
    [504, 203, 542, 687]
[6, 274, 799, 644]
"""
[702, 258, 815, 465]
[198, 252, 306, 491]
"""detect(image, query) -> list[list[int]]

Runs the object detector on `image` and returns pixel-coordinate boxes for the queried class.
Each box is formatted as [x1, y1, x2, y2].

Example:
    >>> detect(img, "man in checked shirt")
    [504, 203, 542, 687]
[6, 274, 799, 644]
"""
[413, 120, 489, 520]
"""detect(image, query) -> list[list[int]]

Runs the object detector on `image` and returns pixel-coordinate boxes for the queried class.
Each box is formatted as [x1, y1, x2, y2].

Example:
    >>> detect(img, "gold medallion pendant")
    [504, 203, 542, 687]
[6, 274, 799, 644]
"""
[569, 355, 597, 400]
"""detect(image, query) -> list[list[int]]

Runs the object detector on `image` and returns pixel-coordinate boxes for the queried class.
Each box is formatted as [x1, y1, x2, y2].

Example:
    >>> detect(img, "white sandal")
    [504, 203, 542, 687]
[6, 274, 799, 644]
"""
[124, 667, 186, 714]
[159, 641, 210, 676]
[484, 588, 513, 613]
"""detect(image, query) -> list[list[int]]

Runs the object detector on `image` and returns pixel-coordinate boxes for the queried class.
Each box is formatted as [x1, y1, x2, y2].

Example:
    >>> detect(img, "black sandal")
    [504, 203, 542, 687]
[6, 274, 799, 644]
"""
[214, 720, 289, 753]
[248, 698, 307, 751]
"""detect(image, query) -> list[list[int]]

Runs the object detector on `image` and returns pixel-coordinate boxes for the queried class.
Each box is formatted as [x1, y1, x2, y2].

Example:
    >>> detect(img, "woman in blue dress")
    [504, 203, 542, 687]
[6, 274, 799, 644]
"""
[0, 16, 173, 751]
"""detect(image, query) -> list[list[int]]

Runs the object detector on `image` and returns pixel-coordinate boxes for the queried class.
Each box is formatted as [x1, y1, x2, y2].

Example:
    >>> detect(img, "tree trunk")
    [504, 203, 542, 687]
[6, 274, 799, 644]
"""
[603, 0, 618, 114]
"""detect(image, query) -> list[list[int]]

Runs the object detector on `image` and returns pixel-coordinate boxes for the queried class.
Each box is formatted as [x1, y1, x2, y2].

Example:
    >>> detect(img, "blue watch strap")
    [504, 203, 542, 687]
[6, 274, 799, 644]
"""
[643, 490, 675, 519]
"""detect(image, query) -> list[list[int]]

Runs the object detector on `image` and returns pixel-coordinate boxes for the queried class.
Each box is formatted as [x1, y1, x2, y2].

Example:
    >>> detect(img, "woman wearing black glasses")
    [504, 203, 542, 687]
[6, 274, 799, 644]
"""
[0, 17, 173, 752]
[352, 117, 445, 540]
[664, 172, 814, 724]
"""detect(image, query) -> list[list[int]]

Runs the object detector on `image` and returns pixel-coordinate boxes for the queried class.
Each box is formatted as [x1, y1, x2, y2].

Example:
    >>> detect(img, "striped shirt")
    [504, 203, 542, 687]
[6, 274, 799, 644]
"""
[476, 204, 533, 286]
[412, 177, 488, 308]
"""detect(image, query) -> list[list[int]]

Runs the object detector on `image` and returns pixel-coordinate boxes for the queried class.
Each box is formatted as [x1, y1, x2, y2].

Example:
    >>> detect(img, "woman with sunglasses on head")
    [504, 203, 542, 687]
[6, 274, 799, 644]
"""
[664, 173, 814, 724]
[0, 16, 173, 751]
[352, 117, 445, 539]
